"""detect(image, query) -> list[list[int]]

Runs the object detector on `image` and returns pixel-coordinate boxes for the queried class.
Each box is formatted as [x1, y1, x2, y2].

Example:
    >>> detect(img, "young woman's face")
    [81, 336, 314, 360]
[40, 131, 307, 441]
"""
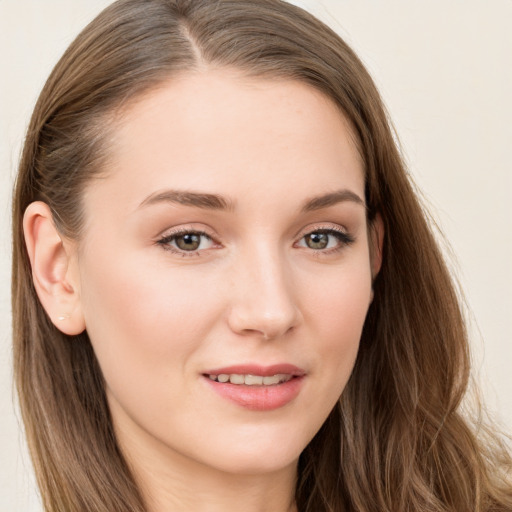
[75, 70, 376, 477]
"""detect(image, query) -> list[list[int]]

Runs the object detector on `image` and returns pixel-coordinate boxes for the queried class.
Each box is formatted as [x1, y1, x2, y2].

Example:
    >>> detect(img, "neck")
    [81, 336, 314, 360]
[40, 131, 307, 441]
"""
[122, 432, 298, 512]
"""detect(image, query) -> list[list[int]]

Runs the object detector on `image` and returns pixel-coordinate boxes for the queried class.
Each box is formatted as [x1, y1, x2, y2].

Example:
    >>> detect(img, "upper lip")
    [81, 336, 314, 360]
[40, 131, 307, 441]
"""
[203, 363, 306, 377]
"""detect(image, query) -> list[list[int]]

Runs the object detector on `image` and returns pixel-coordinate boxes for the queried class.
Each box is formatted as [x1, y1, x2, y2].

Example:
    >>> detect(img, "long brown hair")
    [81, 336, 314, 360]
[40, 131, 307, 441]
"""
[12, 1, 512, 510]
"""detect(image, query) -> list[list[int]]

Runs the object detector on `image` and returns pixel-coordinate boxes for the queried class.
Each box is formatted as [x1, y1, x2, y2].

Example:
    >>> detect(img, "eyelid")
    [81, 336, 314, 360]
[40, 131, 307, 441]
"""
[294, 222, 351, 240]
[156, 224, 217, 241]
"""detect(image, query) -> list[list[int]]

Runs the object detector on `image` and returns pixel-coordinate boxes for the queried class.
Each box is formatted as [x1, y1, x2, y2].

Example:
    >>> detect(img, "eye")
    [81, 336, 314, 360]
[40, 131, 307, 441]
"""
[158, 230, 216, 254]
[297, 228, 354, 252]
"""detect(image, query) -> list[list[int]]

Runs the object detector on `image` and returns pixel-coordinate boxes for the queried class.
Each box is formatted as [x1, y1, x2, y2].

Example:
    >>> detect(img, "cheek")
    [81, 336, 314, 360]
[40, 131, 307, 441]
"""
[78, 249, 223, 394]
[301, 257, 372, 390]
[82, 246, 217, 331]
[305, 253, 372, 327]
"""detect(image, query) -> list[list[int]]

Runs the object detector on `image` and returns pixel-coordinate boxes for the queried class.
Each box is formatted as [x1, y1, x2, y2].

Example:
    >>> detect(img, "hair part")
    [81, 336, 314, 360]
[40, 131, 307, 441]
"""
[12, 1, 512, 511]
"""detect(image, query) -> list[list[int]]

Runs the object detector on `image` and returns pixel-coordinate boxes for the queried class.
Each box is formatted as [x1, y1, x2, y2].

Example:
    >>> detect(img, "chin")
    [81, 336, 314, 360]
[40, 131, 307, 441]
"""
[196, 427, 312, 476]
[211, 451, 299, 477]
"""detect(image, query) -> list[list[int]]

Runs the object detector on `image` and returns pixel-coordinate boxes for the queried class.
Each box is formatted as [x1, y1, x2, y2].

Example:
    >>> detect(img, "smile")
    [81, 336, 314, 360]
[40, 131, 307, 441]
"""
[203, 364, 306, 410]
[207, 373, 293, 385]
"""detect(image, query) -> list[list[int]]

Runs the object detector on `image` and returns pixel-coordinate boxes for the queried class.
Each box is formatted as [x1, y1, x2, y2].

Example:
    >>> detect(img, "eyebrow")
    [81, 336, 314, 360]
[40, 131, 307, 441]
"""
[301, 189, 366, 212]
[138, 190, 234, 211]
[138, 188, 365, 212]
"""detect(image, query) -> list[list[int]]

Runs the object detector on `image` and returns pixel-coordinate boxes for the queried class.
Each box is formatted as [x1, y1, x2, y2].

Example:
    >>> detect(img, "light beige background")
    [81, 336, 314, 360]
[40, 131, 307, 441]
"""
[1, 1, 511, 509]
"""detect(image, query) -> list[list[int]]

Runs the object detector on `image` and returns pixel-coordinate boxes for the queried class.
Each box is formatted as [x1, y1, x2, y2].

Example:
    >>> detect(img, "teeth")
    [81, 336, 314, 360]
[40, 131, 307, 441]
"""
[208, 373, 293, 386]
[244, 374, 263, 385]
[229, 374, 245, 385]
[262, 375, 280, 385]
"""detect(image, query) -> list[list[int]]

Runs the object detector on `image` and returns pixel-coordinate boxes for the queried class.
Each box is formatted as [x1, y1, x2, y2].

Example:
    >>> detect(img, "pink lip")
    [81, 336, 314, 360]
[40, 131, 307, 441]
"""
[202, 363, 306, 411]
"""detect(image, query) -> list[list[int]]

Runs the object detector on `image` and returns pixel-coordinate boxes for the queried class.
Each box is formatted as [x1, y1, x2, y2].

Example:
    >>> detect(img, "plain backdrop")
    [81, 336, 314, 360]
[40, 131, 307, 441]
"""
[1, 1, 511, 510]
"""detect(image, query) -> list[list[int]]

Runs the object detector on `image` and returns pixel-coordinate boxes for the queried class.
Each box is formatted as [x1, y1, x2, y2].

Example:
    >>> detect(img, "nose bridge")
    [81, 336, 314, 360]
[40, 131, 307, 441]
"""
[227, 240, 300, 339]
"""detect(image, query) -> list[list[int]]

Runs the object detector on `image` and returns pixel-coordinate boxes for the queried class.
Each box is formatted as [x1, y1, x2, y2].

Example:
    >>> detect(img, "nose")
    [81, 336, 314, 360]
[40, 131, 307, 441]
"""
[226, 247, 302, 340]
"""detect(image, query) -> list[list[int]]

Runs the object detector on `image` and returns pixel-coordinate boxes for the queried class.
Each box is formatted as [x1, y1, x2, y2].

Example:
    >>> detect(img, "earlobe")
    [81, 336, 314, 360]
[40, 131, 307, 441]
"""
[23, 201, 85, 335]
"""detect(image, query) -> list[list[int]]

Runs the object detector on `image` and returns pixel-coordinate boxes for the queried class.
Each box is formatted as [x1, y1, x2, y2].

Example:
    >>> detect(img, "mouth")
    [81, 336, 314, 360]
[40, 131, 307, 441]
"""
[202, 364, 306, 411]
[206, 373, 294, 386]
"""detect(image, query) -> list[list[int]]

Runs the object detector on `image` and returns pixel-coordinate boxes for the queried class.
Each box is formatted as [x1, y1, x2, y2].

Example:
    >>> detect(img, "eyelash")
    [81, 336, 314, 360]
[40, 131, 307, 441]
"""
[156, 225, 355, 257]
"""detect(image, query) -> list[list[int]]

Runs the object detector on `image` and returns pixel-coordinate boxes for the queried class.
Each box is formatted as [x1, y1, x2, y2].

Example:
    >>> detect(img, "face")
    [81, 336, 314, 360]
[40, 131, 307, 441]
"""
[74, 70, 377, 478]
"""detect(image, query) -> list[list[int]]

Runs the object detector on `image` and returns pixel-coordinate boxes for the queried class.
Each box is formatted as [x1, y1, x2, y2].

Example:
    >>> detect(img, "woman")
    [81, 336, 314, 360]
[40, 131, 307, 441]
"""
[11, 0, 512, 511]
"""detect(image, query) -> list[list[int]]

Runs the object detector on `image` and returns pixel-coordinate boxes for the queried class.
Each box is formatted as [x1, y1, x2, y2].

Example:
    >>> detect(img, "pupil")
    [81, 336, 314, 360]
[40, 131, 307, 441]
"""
[177, 234, 200, 250]
[307, 232, 328, 249]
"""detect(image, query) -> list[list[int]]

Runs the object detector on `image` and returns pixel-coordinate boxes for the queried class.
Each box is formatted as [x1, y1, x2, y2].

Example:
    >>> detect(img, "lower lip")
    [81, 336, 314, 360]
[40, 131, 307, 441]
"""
[203, 376, 304, 411]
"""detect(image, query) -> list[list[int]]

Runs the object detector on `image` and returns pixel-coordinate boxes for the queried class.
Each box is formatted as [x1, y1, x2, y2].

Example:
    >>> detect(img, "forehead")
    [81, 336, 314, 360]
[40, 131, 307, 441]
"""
[87, 69, 364, 214]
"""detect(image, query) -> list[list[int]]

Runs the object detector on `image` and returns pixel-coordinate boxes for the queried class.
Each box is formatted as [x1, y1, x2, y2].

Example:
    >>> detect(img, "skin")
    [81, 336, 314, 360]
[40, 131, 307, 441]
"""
[25, 69, 382, 512]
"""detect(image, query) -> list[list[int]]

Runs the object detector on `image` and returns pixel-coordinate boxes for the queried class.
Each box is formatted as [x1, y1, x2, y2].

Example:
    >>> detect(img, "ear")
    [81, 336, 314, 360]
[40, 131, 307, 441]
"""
[369, 213, 384, 279]
[23, 201, 85, 335]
